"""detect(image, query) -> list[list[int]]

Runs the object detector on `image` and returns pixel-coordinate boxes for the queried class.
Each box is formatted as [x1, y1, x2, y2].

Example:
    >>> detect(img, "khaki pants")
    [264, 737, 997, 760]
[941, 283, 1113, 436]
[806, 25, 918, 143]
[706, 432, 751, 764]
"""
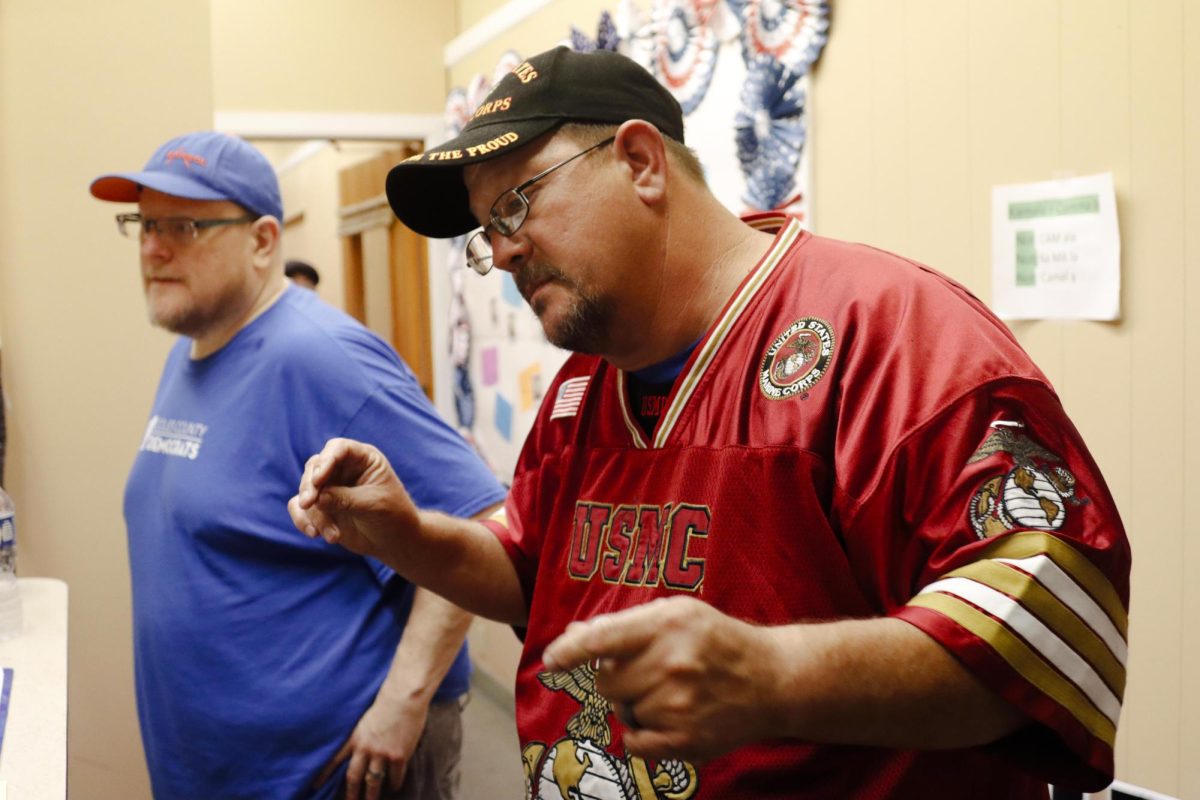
[337, 695, 466, 800]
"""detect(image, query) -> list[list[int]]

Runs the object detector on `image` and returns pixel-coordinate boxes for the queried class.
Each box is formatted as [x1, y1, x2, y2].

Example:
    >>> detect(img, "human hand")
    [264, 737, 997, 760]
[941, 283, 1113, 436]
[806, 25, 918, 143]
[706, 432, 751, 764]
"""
[541, 596, 783, 763]
[314, 692, 428, 800]
[289, 437, 419, 559]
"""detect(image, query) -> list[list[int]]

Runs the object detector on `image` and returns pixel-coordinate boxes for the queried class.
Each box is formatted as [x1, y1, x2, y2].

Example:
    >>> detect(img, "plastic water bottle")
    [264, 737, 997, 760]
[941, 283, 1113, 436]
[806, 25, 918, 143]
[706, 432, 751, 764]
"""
[0, 484, 22, 641]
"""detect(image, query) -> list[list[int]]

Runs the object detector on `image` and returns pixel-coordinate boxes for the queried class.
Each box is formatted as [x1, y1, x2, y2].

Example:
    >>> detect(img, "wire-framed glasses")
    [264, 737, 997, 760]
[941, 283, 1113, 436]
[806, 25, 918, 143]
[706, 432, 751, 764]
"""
[115, 213, 258, 245]
[465, 136, 615, 275]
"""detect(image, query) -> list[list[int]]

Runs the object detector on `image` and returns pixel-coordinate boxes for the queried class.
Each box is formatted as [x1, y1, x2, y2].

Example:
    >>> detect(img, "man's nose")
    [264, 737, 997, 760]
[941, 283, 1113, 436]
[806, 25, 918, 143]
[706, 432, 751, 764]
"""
[489, 230, 530, 273]
[140, 229, 172, 261]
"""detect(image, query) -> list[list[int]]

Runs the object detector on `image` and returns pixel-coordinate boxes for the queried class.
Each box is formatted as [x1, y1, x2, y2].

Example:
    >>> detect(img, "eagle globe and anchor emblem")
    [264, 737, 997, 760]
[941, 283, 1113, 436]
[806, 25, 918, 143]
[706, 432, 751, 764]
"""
[759, 317, 835, 400]
[522, 662, 699, 800]
[967, 425, 1088, 539]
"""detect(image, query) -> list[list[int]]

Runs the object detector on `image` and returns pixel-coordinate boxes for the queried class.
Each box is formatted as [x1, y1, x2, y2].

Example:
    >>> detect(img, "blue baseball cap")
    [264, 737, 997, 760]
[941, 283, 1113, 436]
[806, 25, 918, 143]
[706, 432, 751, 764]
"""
[90, 131, 283, 221]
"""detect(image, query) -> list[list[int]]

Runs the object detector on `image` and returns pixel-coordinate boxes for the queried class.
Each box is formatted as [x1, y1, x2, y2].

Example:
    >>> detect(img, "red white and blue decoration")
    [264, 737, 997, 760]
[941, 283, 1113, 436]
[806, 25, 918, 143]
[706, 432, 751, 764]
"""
[652, 0, 723, 114]
[734, 54, 807, 211]
[569, 10, 621, 53]
[735, 0, 829, 74]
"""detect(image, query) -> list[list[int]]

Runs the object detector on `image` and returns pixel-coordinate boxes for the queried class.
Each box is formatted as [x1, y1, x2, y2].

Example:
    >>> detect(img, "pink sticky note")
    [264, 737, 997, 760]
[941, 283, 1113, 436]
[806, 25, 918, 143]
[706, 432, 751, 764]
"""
[482, 347, 499, 386]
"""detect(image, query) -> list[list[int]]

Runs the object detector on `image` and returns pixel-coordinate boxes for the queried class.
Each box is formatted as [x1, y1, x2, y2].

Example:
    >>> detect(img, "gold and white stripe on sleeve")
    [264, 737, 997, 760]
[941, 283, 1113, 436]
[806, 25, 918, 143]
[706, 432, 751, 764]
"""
[907, 530, 1128, 748]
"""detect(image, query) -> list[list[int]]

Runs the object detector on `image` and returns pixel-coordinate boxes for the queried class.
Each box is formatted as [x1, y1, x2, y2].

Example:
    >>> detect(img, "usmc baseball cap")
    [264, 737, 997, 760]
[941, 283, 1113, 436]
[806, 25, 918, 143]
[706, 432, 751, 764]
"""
[90, 131, 283, 221]
[386, 46, 685, 239]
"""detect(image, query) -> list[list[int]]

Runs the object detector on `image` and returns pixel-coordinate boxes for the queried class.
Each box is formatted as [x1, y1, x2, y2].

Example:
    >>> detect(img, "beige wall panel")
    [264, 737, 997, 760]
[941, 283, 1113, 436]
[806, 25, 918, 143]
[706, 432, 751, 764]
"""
[965, 2, 1066, 389]
[1181, 4, 1200, 795]
[964, 0, 1061, 301]
[0, 2, 214, 797]
[808, 1, 874, 244]
[901, 1, 971, 283]
[1122, 2, 1188, 794]
[861, 1, 911, 258]
[210, 0, 454, 113]
[458, 0, 506, 31]
[811, 0, 971, 268]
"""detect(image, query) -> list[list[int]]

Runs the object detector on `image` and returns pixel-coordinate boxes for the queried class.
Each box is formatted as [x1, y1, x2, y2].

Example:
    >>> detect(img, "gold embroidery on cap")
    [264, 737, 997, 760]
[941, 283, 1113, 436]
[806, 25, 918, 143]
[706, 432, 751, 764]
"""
[513, 62, 539, 83]
[465, 132, 520, 158]
[472, 97, 512, 120]
[417, 132, 521, 163]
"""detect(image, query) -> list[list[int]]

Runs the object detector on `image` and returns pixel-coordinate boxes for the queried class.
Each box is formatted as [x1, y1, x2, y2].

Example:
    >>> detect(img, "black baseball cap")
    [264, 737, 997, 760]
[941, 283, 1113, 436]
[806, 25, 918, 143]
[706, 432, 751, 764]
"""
[385, 46, 685, 239]
[284, 260, 320, 286]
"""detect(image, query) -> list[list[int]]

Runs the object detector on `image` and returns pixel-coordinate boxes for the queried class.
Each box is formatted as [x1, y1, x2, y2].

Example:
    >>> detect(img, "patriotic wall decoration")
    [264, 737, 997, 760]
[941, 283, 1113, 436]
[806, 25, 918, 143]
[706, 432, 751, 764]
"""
[442, 0, 829, 482]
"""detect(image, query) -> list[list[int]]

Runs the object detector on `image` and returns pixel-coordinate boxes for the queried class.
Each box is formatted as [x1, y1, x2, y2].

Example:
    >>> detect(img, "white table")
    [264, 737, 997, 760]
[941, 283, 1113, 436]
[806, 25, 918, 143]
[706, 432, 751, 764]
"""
[0, 578, 68, 799]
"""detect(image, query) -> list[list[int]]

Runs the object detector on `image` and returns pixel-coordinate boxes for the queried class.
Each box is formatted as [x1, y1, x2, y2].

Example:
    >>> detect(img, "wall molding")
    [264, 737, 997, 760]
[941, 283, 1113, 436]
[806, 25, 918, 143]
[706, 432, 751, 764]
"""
[214, 111, 442, 143]
[443, 0, 556, 67]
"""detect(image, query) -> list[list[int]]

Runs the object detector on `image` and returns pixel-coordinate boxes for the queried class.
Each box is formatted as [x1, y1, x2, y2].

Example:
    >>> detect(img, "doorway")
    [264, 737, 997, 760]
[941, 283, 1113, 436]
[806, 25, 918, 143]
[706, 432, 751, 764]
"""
[337, 143, 433, 397]
[254, 136, 435, 400]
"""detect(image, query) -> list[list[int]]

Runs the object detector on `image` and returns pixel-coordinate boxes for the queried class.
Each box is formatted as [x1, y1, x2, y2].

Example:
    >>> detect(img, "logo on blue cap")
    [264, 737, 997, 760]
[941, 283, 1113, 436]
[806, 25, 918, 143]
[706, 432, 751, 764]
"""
[90, 131, 283, 222]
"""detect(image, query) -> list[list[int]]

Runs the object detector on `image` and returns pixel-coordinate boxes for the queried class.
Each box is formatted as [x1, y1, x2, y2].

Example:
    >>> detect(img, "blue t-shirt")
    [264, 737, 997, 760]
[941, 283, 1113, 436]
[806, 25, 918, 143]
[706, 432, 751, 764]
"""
[123, 286, 506, 799]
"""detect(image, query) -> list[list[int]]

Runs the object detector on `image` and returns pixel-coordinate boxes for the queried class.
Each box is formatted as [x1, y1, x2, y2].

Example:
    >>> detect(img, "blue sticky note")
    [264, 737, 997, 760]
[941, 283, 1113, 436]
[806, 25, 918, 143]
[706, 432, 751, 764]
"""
[501, 273, 523, 307]
[0, 667, 12, 756]
[494, 395, 513, 442]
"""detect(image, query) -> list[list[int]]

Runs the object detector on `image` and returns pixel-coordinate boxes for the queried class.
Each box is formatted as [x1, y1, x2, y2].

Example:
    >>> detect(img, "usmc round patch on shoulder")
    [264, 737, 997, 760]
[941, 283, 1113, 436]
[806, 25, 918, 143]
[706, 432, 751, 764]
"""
[759, 317, 836, 400]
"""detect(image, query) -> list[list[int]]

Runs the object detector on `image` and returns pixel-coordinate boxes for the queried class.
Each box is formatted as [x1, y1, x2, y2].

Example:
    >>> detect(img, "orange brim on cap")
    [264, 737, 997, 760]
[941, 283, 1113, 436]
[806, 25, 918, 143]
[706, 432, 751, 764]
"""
[89, 175, 144, 203]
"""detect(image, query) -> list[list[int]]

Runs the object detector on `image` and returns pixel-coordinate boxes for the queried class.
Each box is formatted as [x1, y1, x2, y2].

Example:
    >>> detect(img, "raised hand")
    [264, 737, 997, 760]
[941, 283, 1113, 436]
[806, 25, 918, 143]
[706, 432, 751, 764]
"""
[289, 437, 419, 559]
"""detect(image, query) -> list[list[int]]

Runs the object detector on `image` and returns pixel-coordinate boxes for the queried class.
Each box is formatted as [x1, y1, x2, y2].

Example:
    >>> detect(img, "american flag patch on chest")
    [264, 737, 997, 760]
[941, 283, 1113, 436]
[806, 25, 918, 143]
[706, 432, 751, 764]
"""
[550, 376, 589, 419]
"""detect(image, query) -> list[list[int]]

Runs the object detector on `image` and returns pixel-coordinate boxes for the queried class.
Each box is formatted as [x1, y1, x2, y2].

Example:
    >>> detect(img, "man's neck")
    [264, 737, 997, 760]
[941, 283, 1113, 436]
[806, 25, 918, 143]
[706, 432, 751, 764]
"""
[606, 212, 776, 372]
[190, 277, 288, 360]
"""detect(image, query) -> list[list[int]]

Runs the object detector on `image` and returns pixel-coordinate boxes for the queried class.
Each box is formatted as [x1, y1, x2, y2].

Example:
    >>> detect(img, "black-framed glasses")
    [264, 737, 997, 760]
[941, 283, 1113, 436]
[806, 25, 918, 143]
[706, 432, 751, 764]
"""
[115, 213, 258, 245]
[465, 136, 615, 275]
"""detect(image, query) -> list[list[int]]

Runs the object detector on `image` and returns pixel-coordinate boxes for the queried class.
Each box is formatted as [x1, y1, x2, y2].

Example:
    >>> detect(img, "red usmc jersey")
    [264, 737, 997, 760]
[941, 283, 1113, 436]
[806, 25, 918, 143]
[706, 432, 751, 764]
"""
[485, 215, 1130, 799]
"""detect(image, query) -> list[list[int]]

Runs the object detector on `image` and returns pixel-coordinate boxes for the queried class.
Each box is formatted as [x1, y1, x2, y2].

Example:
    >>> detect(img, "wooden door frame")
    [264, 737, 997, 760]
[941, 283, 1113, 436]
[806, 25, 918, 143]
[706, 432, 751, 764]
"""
[337, 146, 432, 396]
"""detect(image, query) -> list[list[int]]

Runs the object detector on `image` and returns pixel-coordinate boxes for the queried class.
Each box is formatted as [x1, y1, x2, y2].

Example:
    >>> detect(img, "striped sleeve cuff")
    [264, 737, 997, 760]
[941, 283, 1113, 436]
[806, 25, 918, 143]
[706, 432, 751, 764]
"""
[903, 530, 1127, 758]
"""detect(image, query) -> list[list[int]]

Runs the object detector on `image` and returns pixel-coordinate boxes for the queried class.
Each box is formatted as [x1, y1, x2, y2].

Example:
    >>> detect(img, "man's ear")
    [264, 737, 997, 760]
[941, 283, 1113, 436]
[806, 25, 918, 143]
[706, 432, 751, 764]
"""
[612, 120, 668, 205]
[250, 215, 282, 268]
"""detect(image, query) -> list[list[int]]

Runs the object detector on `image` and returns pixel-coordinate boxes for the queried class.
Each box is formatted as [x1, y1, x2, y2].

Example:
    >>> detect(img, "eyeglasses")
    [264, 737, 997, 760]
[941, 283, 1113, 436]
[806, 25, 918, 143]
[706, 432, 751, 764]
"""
[115, 213, 258, 245]
[465, 136, 615, 275]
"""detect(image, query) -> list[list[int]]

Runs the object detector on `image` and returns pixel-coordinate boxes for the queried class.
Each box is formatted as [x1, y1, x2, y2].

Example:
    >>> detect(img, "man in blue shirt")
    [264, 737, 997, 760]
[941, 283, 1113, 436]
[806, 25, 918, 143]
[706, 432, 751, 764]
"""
[91, 131, 505, 800]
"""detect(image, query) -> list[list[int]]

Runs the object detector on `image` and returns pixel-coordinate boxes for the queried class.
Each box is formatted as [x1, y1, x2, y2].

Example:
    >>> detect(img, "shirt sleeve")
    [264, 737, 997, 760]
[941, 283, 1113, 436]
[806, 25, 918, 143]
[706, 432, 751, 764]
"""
[341, 360, 508, 587]
[345, 376, 507, 519]
[479, 456, 549, 613]
[845, 378, 1130, 791]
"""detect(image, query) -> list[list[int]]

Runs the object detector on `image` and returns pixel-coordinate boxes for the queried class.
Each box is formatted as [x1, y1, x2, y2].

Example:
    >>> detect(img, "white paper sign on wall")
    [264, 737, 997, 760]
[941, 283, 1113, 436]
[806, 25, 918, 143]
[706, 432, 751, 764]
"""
[991, 172, 1121, 321]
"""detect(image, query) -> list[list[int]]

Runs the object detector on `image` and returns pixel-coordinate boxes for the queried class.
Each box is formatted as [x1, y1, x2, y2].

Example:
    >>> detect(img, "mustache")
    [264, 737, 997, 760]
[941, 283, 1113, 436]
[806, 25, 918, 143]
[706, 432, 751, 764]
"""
[515, 263, 568, 301]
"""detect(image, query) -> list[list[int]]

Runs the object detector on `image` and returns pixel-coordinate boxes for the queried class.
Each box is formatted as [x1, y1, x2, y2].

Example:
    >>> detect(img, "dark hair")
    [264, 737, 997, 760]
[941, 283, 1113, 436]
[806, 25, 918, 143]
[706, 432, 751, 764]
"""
[284, 260, 320, 286]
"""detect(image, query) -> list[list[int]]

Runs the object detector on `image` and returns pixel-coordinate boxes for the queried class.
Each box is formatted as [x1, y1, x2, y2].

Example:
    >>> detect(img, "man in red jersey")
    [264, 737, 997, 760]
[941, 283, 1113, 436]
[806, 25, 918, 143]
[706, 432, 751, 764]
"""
[291, 46, 1129, 799]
